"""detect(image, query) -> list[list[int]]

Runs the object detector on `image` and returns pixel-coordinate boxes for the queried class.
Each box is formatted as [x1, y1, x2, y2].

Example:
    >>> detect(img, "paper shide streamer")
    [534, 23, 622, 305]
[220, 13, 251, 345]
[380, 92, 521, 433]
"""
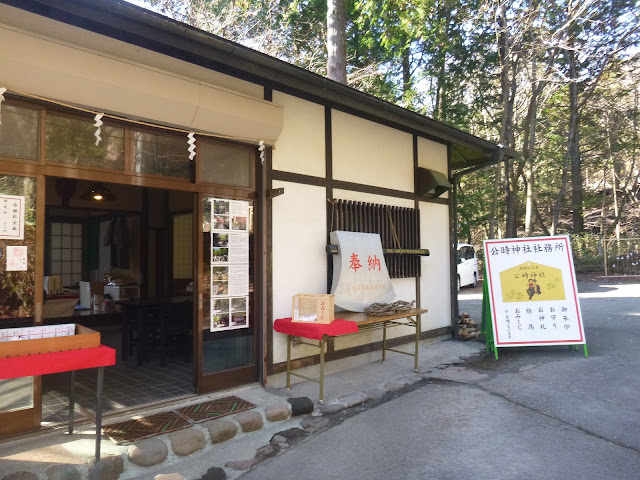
[0, 87, 6, 125]
[188, 132, 196, 160]
[258, 140, 265, 165]
[94, 113, 104, 146]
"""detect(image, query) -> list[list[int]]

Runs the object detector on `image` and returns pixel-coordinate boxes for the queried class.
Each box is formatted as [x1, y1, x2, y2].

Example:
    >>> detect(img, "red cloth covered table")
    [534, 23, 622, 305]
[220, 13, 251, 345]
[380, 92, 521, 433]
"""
[0, 345, 115, 379]
[273, 317, 359, 340]
[274, 318, 358, 403]
[0, 345, 116, 460]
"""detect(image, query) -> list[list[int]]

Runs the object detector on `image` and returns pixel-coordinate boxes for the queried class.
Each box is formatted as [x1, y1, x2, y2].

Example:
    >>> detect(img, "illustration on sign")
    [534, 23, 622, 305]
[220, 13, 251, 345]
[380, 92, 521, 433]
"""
[210, 198, 250, 332]
[499, 262, 565, 302]
[483, 235, 586, 347]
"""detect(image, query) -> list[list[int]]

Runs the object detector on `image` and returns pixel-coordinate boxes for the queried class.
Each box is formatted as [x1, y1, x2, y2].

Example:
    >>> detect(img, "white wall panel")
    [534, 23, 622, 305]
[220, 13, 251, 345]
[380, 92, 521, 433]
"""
[419, 202, 451, 330]
[271, 181, 327, 363]
[417, 137, 448, 171]
[272, 92, 325, 177]
[332, 111, 413, 191]
[417, 137, 449, 200]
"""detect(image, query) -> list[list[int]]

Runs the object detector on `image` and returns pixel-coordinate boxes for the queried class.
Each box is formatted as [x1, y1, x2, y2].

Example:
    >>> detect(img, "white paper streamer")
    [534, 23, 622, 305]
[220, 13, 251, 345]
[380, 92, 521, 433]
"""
[93, 113, 104, 146]
[0, 87, 7, 125]
[187, 132, 196, 160]
[258, 140, 266, 165]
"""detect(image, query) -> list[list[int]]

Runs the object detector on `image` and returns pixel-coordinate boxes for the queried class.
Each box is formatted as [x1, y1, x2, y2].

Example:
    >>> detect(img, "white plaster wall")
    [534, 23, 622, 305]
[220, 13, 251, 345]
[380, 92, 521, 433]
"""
[272, 92, 325, 177]
[417, 137, 450, 200]
[332, 111, 413, 191]
[419, 202, 452, 330]
[271, 180, 328, 363]
[417, 137, 448, 171]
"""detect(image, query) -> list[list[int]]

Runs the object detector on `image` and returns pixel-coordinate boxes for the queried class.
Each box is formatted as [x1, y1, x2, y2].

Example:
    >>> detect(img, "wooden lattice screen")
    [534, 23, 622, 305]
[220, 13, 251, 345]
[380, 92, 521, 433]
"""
[330, 199, 421, 279]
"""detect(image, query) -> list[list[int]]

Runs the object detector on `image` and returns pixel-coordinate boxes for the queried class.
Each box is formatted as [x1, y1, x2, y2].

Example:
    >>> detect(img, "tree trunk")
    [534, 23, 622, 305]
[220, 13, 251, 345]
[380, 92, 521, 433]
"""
[523, 55, 539, 237]
[568, 48, 583, 233]
[488, 163, 501, 239]
[497, 3, 518, 238]
[327, 0, 347, 84]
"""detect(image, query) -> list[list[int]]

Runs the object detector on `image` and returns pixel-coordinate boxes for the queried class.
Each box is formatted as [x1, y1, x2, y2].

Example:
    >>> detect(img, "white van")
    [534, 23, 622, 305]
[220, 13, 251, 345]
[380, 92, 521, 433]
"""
[457, 243, 479, 289]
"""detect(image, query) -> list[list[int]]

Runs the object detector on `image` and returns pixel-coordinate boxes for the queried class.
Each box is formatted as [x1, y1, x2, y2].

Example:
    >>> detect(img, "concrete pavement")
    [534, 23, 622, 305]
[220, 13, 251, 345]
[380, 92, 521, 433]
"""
[1, 278, 637, 480]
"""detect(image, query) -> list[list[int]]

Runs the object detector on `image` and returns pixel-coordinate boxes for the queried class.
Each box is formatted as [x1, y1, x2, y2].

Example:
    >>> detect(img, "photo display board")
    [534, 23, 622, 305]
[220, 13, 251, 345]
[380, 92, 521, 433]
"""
[210, 198, 250, 332]
[483, 235, 586, 347]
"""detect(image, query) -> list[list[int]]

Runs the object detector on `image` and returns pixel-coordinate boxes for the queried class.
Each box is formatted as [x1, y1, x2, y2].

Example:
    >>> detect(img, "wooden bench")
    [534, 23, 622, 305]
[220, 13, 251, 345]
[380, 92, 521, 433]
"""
[274, 307, 427, 403]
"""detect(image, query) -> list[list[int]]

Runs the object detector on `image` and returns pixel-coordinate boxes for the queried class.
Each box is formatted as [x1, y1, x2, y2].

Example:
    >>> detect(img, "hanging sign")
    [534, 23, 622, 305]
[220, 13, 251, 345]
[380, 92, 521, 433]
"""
[330, 231, 395, 312]
[483, 235, 586, 348]
[0, 194, 25, 240]
[210, 198, 250, 331]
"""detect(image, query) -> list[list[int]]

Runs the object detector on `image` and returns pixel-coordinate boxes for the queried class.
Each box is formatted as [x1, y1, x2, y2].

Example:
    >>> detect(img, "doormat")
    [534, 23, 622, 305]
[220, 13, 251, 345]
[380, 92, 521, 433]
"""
[177, 396, 256, 423]
[102, 411, 192, 444]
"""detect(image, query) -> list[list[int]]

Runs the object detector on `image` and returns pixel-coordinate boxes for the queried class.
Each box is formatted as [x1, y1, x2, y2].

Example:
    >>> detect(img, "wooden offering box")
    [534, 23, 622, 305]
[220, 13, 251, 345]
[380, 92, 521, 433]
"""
[0, 324, 100, 358]
[292, 294, 335, 324]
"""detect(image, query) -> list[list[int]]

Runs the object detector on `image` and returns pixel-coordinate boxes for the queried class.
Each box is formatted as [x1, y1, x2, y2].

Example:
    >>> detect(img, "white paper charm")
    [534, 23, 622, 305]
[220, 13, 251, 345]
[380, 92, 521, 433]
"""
[94, 113, 104, 146]
[187, 132, 196, 160]
[0, 87, 7, 125]
[258, 140, 265, 165]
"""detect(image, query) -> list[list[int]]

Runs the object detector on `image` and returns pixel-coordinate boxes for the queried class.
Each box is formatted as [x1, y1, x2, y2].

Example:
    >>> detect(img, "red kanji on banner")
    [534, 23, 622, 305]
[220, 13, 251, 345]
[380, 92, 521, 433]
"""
[349, 253, 362, 272]
[368, 254, 381, 271]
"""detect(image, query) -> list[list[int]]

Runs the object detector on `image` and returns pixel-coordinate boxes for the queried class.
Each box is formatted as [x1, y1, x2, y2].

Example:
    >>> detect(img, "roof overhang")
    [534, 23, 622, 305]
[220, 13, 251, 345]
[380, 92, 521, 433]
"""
[1, 0, 515, 169]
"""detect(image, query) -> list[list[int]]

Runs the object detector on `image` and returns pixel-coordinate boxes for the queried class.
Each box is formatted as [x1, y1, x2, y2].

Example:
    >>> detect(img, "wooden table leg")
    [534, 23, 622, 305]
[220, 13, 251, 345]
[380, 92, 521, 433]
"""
[414, 315, 420, 372]
[286, 334, 292, 390]
[319, 336, 326, 404]
[382, 320, 387, 362]
[95, 366, 104, 461]
[68, 370, 76, 434]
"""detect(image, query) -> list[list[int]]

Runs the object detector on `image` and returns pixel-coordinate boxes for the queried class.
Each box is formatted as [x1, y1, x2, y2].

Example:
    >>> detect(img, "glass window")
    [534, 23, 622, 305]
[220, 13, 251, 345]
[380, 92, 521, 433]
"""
[46, 114, 124, 169]
[134, 131, 192, 179]
[49, 222, 83, 287]
[0, 175, 37, 321]
[0, 104, 39, 160]
[198, 141, 252, 187]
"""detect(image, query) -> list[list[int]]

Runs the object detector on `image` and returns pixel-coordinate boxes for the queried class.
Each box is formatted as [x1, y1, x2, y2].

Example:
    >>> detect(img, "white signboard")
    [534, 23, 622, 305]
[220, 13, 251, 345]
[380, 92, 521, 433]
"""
[483, 235, 586, 347]
[0, 194, 25, 240]
[210, 198, 250, 331]
[330, 231, 395, 312]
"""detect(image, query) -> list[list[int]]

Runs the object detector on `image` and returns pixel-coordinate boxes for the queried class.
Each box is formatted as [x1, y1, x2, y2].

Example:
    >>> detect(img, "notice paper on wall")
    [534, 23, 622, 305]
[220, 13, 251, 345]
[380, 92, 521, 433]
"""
[6, 245, 27, 271]
[0, 194, 25, 240]
[210, 198, 250, 332]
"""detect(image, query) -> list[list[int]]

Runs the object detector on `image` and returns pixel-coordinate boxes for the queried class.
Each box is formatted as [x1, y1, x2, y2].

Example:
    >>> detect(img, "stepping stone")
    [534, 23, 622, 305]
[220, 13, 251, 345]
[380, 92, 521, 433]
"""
[45, 465, 80, 480]
[205, 419, 237, 444]
[287, 397, 314, 416]
[234, 411, 263, 432]
[169, 428, 206, 456]
[264, 404, 290, 422]
[128, 438, 168, 466]
[88, 455, 124, 480]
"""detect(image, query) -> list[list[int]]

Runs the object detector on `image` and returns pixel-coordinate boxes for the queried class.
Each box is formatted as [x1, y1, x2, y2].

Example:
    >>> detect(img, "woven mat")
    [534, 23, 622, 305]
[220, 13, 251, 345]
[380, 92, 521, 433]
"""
[102, 411, 191, 444]
[177, 396, 255, 423]
[102, 396, 256, 444]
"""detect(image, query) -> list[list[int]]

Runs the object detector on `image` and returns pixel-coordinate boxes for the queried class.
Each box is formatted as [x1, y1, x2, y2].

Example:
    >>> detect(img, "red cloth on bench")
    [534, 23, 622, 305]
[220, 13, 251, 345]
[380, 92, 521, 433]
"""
[274, 317, 358, 340]
[0, 345, 116, 379]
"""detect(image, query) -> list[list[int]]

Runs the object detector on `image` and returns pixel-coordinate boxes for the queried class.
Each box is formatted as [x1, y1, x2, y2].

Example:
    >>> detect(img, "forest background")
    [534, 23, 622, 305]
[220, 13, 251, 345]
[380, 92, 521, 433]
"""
[136, 0, 640, 274]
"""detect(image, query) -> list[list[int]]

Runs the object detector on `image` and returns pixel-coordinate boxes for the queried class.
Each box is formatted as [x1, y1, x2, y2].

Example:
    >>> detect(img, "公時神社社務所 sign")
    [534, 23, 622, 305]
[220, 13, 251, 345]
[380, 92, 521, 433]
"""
[483, 235, 586, 349]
